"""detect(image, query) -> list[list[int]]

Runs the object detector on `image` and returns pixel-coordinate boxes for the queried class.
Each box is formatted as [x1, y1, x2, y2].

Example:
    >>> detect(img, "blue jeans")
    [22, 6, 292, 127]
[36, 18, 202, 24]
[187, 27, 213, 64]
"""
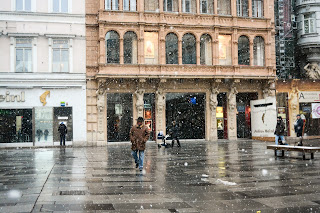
[131, 150, 144, 169]
[275, 135, 285, 145]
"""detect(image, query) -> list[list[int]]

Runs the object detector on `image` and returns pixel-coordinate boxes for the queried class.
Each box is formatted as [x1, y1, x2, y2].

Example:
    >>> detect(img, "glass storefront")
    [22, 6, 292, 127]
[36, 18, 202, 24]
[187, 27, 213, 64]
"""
[276, 93, 289, 136]
[299, 103, 320, 136]
[35, 107, 53, 143]
[107, 93, 133, 142]
[0, 109, 32, 143]
[166, 93, 206, 139]
[0, 107, 73, 144]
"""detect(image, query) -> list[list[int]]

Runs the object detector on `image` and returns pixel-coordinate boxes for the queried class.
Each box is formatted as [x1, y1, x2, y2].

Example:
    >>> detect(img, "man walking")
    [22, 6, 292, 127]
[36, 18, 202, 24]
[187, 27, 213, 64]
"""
[58, 122, 67, 146]
[294, 114, 304, 146]
[170, 120, 181, 147]
[130, 117, 150, 171]
[274, 116, 285, 145]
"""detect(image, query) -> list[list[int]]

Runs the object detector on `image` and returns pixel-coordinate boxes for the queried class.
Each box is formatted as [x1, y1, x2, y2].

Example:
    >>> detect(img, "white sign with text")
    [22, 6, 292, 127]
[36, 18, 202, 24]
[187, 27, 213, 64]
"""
[299, 91, 320, 103]
[250, 97, 277, 138]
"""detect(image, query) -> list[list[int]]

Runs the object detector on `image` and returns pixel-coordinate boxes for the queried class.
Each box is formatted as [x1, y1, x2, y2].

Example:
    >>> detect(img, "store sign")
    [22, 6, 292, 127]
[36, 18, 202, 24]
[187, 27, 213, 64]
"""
[250, 97, 277, 137]
[299, 91, 320, 103]
[0, 91, 25, 103]
[312, 103, 320, 119]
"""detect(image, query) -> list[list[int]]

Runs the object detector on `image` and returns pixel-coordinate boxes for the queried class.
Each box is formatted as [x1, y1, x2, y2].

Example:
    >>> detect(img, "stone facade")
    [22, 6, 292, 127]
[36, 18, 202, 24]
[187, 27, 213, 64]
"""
[86, 0, 276, 145]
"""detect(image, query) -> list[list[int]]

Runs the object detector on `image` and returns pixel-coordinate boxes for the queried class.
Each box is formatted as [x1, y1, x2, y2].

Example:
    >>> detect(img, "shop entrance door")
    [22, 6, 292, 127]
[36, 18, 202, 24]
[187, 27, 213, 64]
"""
[166, 93, 206, 139]
[236, 93, 258, 138]
[53, 107, 73, 142]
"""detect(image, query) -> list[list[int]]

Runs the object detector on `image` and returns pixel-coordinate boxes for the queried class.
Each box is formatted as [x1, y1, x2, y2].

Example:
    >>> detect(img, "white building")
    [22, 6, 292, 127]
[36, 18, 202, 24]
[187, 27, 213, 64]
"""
[0, 0, 86, 146]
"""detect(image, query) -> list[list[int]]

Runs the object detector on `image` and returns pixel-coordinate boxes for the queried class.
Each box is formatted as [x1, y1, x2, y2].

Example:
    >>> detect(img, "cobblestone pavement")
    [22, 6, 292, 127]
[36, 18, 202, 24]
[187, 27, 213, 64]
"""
[0, 140, 320, 213]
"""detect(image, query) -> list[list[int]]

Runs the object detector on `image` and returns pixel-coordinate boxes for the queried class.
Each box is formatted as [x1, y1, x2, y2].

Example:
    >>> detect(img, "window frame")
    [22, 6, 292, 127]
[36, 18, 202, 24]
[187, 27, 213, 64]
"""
[303, 13, 316, 34]
[253, 36, 265, 66]
[252, 0, 263, 18]
[182, 33, 196, 65]
[165, 33, 179, 65]
[123, 0, 136, 11]
[52, 0, 69, 13]
[237, 0, 248, 17]
[105, 31, 120, 64]
[52, 39, 70, 73]
[15, 38, 33, 73]
[15, 0, 32, 12]
[238, 35, 250, 65]
[123, 31, 138, 64]
[105, 0, 119, 11]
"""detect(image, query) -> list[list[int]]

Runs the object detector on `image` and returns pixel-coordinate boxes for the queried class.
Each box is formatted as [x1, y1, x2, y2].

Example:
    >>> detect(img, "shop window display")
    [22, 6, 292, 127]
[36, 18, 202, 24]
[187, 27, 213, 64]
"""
[0, 109, 32, 143]
[107, 93, 133, 142]
[35, 107, 53, 143]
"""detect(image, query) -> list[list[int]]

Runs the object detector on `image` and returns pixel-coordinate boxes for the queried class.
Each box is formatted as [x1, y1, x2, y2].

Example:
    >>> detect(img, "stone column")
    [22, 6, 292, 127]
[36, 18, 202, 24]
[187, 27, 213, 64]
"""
[135, 88, 145, 118]
[120, 38, 124, 64]
[227, 85, 238, 140]
[289, 87, 299, 137]
[196, 40, 201, 65]
[209, 87, 219, 141]
[156, 87, 166, 134]
[178, 39, 182, 64]
[96, 81, 107, 146]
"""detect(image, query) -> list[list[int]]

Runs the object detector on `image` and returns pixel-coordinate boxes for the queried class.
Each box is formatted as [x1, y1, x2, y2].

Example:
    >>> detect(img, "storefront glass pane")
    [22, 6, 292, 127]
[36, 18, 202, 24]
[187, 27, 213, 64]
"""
[35, 107, 53, 143]
[0, 109, 32, 143]
[166, 93, 205, 139]
[107, 93, 133, 142]
[299, 103, 320, 136]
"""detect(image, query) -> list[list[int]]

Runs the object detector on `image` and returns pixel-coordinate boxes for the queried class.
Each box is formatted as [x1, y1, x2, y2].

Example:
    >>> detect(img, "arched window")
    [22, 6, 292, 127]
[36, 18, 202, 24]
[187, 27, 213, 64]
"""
[253, 36, 265, 66]
[182, 33, 196, 64]
[182, 0, 196, 13]
[105, 0, 119, 10]
[237, 0, 248, 17]
[238, 36, 250, 65]
[163, 0, 178, 12]
[218, 0, 231, 15]
[166, 33, 178, 64]
[123, 0, 136, 11]
[105, 31, 120, 64]
[252, 0, 263, 17]
[200, 34, 212, 65]
[123, 32, 138, 64]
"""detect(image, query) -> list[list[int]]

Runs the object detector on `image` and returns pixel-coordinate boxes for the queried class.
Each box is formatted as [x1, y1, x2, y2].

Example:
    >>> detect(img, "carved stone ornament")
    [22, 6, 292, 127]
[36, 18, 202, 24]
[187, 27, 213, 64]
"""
[135, 89, 145, 115]
[228, 86, 238, 111]
[209, 87, 219, 111]
[304, 62, 320, 80]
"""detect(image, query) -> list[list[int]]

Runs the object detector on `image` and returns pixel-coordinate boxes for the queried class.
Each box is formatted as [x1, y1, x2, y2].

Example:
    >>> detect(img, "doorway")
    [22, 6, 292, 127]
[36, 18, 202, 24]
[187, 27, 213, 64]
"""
[236, 93, 258, 138]
[166, 93, 206, 139]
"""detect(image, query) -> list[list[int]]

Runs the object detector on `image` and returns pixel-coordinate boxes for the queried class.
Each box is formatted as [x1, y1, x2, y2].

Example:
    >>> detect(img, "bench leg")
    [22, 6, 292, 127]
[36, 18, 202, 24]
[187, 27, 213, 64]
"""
[303, 154, 306, 160]
[282, 150, 285, 157]
[311, 153, 314, 159]
[275, 150, 277, 156]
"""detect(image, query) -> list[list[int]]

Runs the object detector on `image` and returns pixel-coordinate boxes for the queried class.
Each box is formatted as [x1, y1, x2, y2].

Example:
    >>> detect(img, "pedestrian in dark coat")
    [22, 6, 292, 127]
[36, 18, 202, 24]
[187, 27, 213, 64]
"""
[170, 120, 181, 147]
[130, 117, 150, 171]
[294, 114, 304, 146]
[274, 116, 285, 145]
[58, 122, 67, 146]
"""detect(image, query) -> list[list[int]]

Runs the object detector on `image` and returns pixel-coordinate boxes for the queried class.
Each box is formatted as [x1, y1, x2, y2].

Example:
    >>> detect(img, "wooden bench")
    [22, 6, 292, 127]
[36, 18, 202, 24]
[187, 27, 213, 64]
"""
[267, 145, 320, 160]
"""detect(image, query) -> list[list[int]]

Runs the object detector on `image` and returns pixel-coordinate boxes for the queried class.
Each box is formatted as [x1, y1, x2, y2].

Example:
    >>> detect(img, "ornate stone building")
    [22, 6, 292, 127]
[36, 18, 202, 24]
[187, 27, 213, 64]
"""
[86, 0, 276, 145]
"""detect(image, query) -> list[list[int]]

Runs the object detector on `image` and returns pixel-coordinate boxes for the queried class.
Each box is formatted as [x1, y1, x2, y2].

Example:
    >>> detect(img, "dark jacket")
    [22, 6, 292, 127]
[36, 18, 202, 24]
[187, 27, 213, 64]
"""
[170, 124, 180, 139]
[294, 118, 303, 134]
[58, 124, 67, 135]
[130, 124, 150, 151]
[274, 121, 285, 136]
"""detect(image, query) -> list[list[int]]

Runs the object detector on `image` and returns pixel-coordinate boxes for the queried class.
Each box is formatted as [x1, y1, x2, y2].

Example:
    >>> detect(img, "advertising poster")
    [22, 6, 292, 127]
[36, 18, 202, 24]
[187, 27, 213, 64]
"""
[312, 103, 320, 119]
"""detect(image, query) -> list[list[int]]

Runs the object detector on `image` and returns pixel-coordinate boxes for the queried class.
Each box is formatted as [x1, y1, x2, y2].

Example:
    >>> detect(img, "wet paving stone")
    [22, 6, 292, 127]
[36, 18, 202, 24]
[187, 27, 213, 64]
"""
[0, 140, 319, 212]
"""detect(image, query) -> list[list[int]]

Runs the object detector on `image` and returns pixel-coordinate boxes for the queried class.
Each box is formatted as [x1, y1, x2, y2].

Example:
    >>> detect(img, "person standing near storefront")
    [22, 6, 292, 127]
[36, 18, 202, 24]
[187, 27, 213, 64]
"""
[58, 122, 67, 146]
[294, 114, 304, 146]
[44, 129, 49, 141]
[170, 120, 181, 147]
[274, 116, 285, 145]
[130, 117, 150, 171]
